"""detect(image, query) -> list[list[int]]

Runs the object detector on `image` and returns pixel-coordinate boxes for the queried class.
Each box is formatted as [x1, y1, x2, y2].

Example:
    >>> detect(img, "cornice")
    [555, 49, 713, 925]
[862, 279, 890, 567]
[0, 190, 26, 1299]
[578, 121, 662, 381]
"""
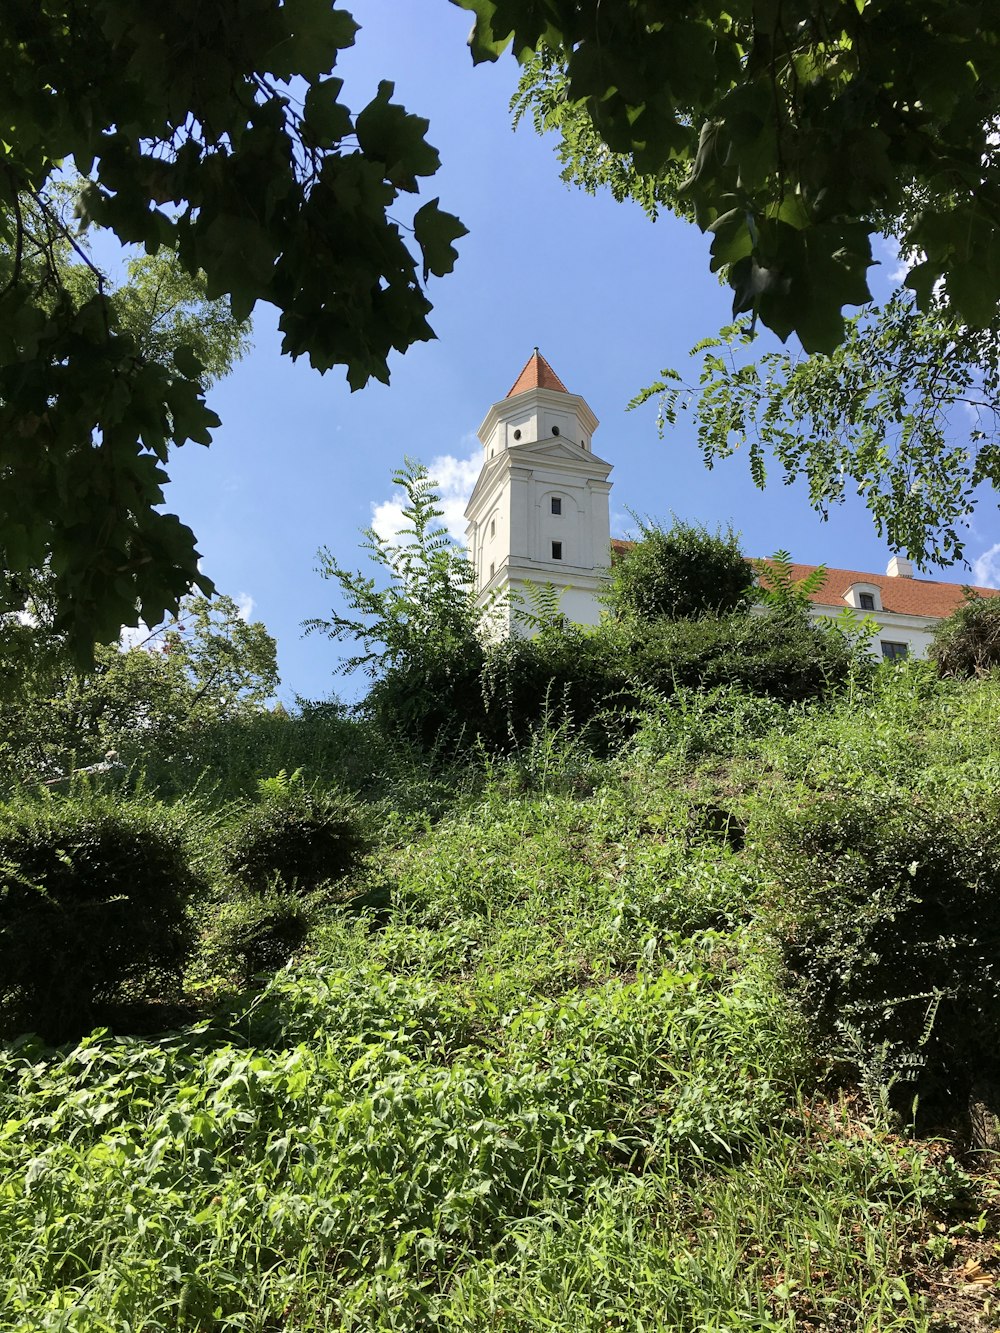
[477, 387, 600, 444]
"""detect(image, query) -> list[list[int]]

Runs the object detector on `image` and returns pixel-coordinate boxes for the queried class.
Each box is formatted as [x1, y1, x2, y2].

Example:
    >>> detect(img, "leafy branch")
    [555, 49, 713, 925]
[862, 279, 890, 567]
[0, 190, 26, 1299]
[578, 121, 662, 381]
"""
[305, 459, 481, 679]
[634, 293, 1000, 566]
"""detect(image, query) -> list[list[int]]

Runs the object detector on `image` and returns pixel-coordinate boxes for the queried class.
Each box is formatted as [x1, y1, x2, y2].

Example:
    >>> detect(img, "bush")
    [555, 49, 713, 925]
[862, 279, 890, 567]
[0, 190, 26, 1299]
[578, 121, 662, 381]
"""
[628, 612, 856, 704]
[198, 885, 314, 984]
[605, 517, 755, 621]
[929, 594, 1000, 678]
[0, 794, 201, 1040]
[366, 643, 488, 749]
[369, 613, 855, 753]
[222, 782, 367, 895]
[131, 698, 401, 805]
[762, 794, 1000, 1115]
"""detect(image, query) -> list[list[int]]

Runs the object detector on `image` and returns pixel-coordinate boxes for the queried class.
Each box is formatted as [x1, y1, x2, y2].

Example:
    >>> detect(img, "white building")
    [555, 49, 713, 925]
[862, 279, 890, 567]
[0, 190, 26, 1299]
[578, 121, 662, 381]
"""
[464, 350, 612, 634]
[756, 556, 1000, 660]
[465, 351, 1000, 658]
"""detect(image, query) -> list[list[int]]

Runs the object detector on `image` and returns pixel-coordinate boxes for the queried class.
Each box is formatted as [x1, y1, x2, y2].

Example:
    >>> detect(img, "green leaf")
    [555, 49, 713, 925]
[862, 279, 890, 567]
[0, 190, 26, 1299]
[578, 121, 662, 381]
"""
[303, 77, 353, 148]
[263, 0, 359, 80]
[172, 344, 205, 379]
[450, 0, 513, 64]
[356, 82, 440, 192]
[946, 263, 999, 328]
[413, 200, 468, 279]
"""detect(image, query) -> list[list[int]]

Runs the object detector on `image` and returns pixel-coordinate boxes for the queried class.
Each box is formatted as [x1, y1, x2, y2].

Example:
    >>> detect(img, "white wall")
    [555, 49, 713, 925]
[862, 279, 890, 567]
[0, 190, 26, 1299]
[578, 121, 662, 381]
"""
[807, 603, 937, 659]
[505, 578, 606, 632]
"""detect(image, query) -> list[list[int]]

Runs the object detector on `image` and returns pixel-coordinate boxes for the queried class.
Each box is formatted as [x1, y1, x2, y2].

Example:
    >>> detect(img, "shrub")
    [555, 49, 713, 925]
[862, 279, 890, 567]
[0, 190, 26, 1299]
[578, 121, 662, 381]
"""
[929, 594, 1000, 677]
[198, 885, 314, 984]
[134, 699, 398, 804]
[222, 782, 367, 895]
[366, 643, 487, 748]
[0, 794, 201, 1040]
[370, 613, 855, 753]
[629, 612, 856, 704]
[605, 517, 755, 621]
[762, 794, 1000, 1115]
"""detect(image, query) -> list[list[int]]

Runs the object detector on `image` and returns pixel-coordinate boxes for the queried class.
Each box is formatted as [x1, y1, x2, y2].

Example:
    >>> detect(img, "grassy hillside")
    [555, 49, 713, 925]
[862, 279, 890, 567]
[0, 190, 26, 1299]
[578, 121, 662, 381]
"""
[1, 666, 999, 1330]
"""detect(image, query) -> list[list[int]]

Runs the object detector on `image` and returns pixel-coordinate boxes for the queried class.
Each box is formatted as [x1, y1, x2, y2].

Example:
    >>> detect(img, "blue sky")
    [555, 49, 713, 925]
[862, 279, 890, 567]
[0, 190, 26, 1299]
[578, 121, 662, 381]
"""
[159, 0, 999, 705]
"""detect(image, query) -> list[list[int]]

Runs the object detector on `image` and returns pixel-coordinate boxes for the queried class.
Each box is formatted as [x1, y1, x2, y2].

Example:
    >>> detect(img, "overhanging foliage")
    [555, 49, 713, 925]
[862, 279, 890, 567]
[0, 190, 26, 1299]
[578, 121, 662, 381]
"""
[1, 1, 465, 652]
[459, 0, 1000, 353]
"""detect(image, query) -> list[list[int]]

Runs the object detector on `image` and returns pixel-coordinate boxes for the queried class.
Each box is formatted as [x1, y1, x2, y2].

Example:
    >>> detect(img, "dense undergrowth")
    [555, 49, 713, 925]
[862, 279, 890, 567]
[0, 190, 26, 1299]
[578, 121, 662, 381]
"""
[2, 665, 1000, 1329]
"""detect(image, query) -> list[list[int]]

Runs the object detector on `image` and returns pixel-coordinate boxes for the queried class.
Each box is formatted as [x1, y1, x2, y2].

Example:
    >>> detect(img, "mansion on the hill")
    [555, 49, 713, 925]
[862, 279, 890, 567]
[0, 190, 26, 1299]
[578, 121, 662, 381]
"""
[464, 350, 1000, 660]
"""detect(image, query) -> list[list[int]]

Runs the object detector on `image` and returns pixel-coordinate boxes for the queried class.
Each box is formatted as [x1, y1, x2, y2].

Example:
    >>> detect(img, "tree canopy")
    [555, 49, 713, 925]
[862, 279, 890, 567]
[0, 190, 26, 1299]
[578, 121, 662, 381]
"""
[0, 592, 279, 788]
[637, 297, 1000, 566]
[2, 1, 465, 653]
[605, 517, 754, 622]
[496, 2, 1000, 565]
[462, 0, 1000, 353]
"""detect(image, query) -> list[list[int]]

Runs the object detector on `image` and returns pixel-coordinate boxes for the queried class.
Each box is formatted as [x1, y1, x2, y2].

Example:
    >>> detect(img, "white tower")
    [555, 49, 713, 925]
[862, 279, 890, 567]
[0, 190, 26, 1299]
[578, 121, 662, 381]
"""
[464, 350, 613, 634]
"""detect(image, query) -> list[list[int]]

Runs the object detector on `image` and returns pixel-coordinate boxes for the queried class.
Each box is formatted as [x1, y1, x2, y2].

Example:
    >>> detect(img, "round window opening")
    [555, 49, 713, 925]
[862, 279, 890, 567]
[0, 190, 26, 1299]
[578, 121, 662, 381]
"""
[552, 425, 560, 436]
[513, 429, 521, 440]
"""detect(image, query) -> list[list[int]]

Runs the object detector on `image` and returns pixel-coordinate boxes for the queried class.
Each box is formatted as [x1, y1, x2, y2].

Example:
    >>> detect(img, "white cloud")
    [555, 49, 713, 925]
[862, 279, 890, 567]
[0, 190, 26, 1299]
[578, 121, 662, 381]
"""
[371, 447, 482, 546]
[119, 622, 151, 651]
[879, 235, 933, 288]
[370, 496, 409, 545]
[971, 542, 1000, 588]
[880, 236, 910, 285]
[610, 510, 632, 540]
[235, 592, 255, 621]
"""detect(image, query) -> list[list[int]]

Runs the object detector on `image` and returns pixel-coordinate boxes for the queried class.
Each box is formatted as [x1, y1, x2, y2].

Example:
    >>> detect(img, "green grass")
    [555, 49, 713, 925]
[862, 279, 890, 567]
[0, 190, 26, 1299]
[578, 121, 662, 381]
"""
[1, 666, 998, 1330]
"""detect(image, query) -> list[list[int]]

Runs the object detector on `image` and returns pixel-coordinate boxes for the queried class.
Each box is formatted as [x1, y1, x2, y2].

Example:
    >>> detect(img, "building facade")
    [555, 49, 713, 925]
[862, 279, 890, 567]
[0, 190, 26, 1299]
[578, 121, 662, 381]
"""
[464, 350, 612, 634]
[757, 557, 1000, 660]
[466, 351, 1000, 657]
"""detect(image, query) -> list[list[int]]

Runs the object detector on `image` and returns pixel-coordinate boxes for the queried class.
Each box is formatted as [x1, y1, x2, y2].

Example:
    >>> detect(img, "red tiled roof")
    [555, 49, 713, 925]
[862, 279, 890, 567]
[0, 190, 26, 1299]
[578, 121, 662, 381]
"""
[609, 543, 1000, 620]
[759, 560, 1000, 619]
[506, 349, 569, 398]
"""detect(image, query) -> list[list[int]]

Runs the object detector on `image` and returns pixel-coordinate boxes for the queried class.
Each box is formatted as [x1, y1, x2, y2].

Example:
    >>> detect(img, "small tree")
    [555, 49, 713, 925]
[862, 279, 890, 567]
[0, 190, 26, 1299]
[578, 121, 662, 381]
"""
[307, 461, 486, 742]
[306, 460, 481, 676]
[605, 516, 754, 622]
[930, 594, 1000, 678]
[0, 593, 279, 789]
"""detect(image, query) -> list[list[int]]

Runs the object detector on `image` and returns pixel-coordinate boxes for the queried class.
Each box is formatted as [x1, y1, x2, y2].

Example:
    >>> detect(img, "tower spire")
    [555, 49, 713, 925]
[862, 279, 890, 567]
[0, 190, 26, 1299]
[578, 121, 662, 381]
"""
[506, 348, 569, 398]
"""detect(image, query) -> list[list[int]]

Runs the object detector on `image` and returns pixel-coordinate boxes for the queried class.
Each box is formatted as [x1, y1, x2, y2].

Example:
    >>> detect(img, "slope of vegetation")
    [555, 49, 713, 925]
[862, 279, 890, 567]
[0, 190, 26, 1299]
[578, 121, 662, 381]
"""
[2, 490, 999, 1330]
[1, 661, 999, 1332]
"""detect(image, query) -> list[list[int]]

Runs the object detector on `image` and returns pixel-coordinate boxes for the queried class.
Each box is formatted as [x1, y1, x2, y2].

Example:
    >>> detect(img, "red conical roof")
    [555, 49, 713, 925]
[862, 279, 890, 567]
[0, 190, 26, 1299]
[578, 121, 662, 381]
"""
[506, 348, 569, 398]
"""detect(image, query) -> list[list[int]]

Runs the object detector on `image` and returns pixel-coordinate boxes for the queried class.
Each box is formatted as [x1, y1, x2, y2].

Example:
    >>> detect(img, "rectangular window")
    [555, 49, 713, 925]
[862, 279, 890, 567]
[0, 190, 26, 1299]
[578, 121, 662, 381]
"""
[551, 496, 562, 515]
[490, 518, 496, 538]
[489, 561, 495, 579]
[881, 640, 908, 661]
[551, 541, 562, 561]
[859, 592, 876, 611]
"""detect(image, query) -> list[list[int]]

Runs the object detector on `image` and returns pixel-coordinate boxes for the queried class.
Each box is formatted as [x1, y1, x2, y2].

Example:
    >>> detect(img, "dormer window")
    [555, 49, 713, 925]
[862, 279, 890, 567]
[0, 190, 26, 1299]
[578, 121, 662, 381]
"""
[845, 583, 882, 612]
